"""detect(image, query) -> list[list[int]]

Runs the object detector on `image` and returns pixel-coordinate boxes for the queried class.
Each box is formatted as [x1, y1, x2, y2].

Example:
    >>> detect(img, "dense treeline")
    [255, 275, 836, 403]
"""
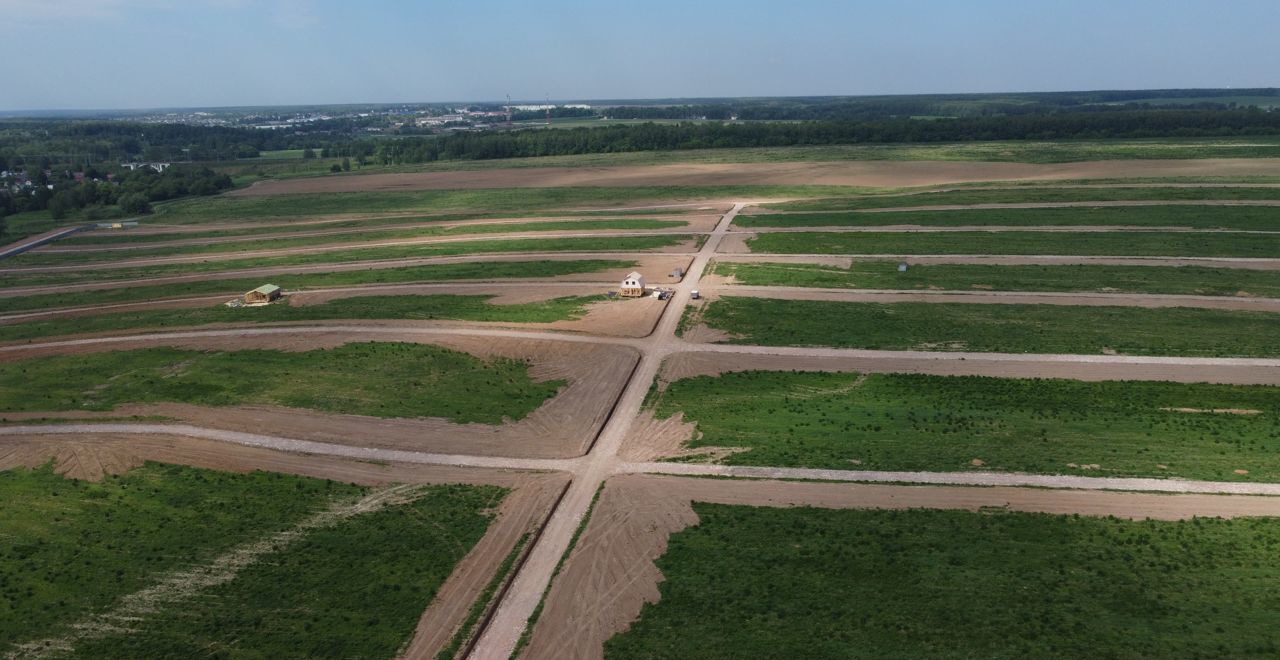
[359, 109, 1280, 164]
[0, 121, 342, 167]
[0, 166, 232, 224]
[603, 89, 1280, 121]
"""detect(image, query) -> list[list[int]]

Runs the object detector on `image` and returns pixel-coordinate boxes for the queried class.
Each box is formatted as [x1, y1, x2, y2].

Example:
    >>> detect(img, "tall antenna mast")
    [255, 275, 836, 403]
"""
[545, 93, 551, 126]
[506, 94, 512, 127]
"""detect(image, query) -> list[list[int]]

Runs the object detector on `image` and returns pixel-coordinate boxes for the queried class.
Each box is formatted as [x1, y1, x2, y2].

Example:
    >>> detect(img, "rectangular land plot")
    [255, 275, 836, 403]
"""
[708, 260, 1280, 297]
[0, 293, 608, 343]
[683, 297, 1280, 357]
[744, 231, 1280, 258]
[735, 205, 1280, 230]
[0, 234, 699, 289]
[604, 503, 1280, 660]
[649, 370, 1280, 481]
[759, 186, 1280, 212]
[0, 462, 505, 659]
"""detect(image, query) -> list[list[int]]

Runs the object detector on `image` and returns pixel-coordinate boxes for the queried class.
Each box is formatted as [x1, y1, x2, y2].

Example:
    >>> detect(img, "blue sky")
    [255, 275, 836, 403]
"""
[4, 0, 1278, 110]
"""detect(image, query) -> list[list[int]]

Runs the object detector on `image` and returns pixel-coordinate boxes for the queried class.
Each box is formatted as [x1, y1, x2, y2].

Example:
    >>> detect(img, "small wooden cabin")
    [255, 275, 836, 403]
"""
[244, 284, 282, 304]
[620, 272, 646, 298]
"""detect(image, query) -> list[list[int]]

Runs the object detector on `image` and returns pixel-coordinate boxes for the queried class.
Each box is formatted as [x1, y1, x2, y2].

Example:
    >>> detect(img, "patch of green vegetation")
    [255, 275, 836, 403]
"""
[59, 213, 690, 246]
[0, 235, 692, 288]
[0, 343, 562, 423]
[0, 210, 65, 245]
[0, 259, 632, 313]
[605, 504, 1280, 659]
[0, 462, 362, 654]
[152, 186, 849, 223]
[11, 219, 689, 266]
[747, 231, 1280, 258]
[691, 297, 1280, 357]
[761, 186, 1280, 211]
[709, 260, 1280, 297]
[70, 483, 503, 660]
[736, 205, 1280, 231]
[652, 370, 1280, 480]
[0, 294, 603, 342]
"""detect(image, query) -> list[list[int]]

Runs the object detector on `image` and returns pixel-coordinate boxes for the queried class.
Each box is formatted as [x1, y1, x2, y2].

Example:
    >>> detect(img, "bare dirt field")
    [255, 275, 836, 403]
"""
[656, 350, 1280, 388]
[0, 333, 639, 458]
[518, 473, 1280, 660]
[230, 159, 1280, 197]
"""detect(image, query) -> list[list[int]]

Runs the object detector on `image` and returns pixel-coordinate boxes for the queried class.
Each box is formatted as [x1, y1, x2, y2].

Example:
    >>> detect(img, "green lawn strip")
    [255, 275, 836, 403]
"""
[70, 483, 506, 659]
[746, 231, 1280, 258]
[604, 505, 1280, 659]
[692, 297, 1280, 357]
[0, 235, 690, 289]
[762, 186, 1280, 211]
[13, 219, 688, 266]
[151, 186, 849, 223]
[436, 532, 532, 660]
[0, 259, 632, 314]
[0, 210, 68, 246]
[1, 343, 563, 423]
[652, 370, 1280, 480]
[737, 205, 1280, 230]
[0, 462, 363, 654]
[0, 294, 602, 343]
[709, 260, 1280, 297]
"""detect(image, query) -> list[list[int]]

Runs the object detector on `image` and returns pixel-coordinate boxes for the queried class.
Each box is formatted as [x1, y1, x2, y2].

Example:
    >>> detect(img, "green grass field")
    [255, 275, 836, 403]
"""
[0, 259, 632, 313]
[151, 186, 845, 223]
[746, 231, 1280, 258]
[0, 294, 603, 342]
[0, 462, 503, 658]
[687, 297, 1280, 357]
[1, 343, 563, 423]
[9, 219, 690, 267]
[761, 186, 1280, 212]
[708, 260, 1280, 297]
[650, 370, 1280, 480]
[0, 235, 693, 289]
[0, 462, 361, 653]
[605, 505, 1280, 659]
[735, 205, 1280, 230]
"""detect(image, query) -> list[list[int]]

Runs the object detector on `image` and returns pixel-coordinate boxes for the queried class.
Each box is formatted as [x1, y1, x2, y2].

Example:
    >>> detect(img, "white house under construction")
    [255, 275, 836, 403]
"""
[620, 272, 646, 297]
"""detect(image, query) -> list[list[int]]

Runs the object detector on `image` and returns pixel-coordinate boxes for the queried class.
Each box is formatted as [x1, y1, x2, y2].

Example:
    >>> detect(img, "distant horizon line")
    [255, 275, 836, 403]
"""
[3, 86, 1277, 116]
